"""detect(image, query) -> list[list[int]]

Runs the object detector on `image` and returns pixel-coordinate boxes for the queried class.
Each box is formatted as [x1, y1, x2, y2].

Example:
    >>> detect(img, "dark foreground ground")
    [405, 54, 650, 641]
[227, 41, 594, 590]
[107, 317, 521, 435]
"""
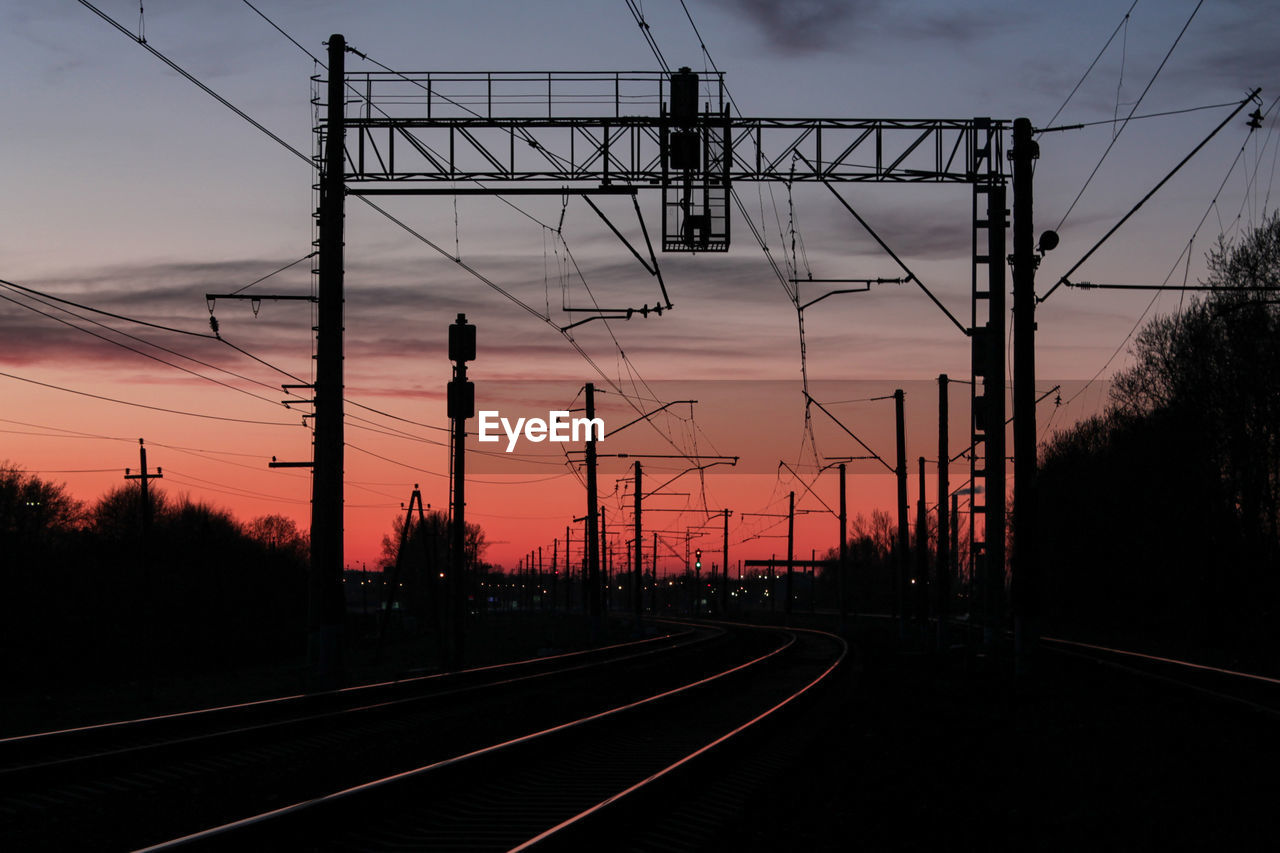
[1, 612, 636, 737]
[7, 612, 1278, 850]
[732, 614, 1280, 851]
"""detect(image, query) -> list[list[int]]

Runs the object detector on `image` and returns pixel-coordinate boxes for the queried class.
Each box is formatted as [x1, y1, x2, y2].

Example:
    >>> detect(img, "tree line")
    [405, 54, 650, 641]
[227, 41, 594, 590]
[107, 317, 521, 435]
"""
[0, 473, 309, 688]
[1038, 214, 1280, 666]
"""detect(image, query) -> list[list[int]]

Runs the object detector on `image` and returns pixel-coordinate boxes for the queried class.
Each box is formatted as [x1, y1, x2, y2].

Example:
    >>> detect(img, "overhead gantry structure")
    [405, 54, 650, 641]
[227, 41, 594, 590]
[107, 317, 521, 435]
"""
[308, 38, 1039, 676]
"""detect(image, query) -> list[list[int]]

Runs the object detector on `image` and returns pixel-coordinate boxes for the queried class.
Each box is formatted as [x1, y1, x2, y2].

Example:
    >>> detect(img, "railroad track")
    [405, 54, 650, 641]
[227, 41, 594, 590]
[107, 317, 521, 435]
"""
[1041, 635, 1280, 718]
[2, 621, 846, 851]
[0, 625, 729, 851]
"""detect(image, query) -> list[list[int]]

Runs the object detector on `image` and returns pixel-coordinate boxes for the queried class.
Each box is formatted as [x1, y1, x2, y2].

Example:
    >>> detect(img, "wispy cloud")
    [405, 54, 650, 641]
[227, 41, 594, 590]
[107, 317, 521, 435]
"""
[712, 0, 1019, 56]
[714, 0, 873, 54]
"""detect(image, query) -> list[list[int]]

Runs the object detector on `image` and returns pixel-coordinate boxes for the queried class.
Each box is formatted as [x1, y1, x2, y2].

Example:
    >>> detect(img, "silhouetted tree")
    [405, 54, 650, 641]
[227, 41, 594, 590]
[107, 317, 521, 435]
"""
[247, 513, 308, 557]
[0, 464, 84, 546]
[2, 477, 308, 686]
[1039, 214, 1280, 663]
[378, 510, 488, 629]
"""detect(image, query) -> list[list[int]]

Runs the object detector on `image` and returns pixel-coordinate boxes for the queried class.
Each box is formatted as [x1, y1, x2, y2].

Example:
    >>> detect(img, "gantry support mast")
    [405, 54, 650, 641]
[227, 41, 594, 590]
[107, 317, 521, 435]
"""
[313, 55, 1031, 660]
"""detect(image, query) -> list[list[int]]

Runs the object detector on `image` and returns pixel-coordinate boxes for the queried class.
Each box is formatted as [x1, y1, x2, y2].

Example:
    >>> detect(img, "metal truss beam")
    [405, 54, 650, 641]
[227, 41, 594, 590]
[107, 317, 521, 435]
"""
[343, 117, 1003, 185]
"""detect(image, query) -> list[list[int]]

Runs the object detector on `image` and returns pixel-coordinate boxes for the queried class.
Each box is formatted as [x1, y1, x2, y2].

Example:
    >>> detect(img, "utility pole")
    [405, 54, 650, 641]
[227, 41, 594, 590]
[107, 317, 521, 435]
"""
[651, 531, 658, 613]
[937, 376, 950, 651]
[584, 383, 602, 636]
[769, 554, 776, 614]
[981, 176, 1008, 657]
[810, 548, 817, 614]
[721, 508, 730, 615]
[376, 484, 426, 662]
[580, 515, 590, 611]
[693, 546, 702, 617]
[894, 388, 909, 634]
[951, 493, 960, 601]
[124, 438, 163, 534]
[633, 461, 643, 623]
[838, 462, 848, 623]
[551, 537, 558, 612]
[916, 456, 929, 635]
[447, 313, 475, 669]
[786, 491, 795, 618]
[600, 504, 608, 613]
[308, 33, 347, 687]
[337, 83, 1023, 653]
[125, 437, 162, 689]
[1011, 116, 1040, 676]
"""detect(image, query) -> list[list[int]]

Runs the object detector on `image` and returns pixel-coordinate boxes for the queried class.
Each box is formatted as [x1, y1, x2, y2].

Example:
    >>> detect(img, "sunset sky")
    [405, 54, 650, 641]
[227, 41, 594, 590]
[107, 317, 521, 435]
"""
[2, 0, 1276, 571]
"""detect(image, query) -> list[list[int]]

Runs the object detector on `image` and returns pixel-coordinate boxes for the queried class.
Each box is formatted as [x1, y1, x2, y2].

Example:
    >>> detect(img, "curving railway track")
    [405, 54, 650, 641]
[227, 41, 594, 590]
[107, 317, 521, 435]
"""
[1, 621, 847, 852]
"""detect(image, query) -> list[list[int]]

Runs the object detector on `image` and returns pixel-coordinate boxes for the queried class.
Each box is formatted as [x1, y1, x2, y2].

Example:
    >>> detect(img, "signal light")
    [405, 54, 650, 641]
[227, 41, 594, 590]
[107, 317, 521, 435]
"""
[695, 548, 702, 570]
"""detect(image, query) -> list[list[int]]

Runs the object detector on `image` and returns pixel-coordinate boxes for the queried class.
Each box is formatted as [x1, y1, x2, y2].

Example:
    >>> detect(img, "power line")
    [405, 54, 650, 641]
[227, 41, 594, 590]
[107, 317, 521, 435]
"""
[1054, 0, 1206, 232]
[0, 276, 214, 340]
[239, 0, 322, 65]
[0, 369, 301, 427]
[1038, 100, 1243, 133]
[0, 290, 287, 410]
[78, 0, 737, 489]
[623, 0, 671, 74]
[1040, 0, 1140, 132]
[0, 274, 311, 392]
[1041, 88, 1261, 304]
[77, 0, 313, 170]
[225, 251, 316, 297]
[1061, 97, 1272, 407]
[2, 467, 119, 474]
[164, 468, 305, 504]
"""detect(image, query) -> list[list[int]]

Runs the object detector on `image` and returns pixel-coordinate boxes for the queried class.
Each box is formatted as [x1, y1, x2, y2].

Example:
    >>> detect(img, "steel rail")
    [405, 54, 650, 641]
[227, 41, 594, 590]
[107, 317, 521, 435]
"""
[135, 627, 798, 851]
[0, 630, 707, 777]
[510, 620, 847, 850]
[0, 629, 689, 747]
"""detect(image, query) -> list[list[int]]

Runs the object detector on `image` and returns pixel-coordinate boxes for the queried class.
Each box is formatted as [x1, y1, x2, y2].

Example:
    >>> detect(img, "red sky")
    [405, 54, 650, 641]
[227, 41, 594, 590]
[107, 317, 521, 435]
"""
[1, 1, 1273, 570]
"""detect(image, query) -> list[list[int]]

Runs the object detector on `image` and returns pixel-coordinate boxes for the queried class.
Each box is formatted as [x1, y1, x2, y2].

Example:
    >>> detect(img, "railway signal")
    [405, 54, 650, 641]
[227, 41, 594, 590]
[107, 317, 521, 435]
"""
[448, 313, 475, 668]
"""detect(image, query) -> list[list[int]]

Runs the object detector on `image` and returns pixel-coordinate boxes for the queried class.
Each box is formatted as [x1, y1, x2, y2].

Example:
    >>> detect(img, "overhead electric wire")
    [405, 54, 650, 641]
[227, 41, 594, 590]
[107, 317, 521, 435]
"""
[1041, 88, 1261, 304]
[79, 0, 725, 486]
[1060, 95, 1274, 408]
[0, 417, 314, 482]
[0, 418, 266, 459]
[0, 369, 300, 427]
[1054, 0, 1206, 232]
[5, 467, 119, 474]
[77, 0, 313, 171]
[623, 0, 670, 74]
[0, 290, 287, 410]
[1, 274, 452, 449]
[0, 277, 452, 447]
[322, 37, 692, 460]
[1040, 0, 1140, 132]
[164, 468, 304, 504]
[239, 0, 322, 65]
[1038, 100, 1243, 133]
[225, 251, 316, 297]
[0, 274, 310, 394]
[347, 400, 448, 433]
[0, 276, 215, 340]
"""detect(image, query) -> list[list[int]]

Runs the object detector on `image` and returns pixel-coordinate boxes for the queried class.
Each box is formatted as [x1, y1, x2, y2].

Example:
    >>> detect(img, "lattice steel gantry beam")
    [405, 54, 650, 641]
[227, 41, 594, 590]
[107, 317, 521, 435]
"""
[345, 116, 994, 183]
[316, 61, 1027, 662]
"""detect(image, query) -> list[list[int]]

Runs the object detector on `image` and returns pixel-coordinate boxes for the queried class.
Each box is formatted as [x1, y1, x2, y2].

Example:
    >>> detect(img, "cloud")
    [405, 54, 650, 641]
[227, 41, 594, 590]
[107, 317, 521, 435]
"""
[711, 0, 876, 54]
[712, 0, 1018, 56]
